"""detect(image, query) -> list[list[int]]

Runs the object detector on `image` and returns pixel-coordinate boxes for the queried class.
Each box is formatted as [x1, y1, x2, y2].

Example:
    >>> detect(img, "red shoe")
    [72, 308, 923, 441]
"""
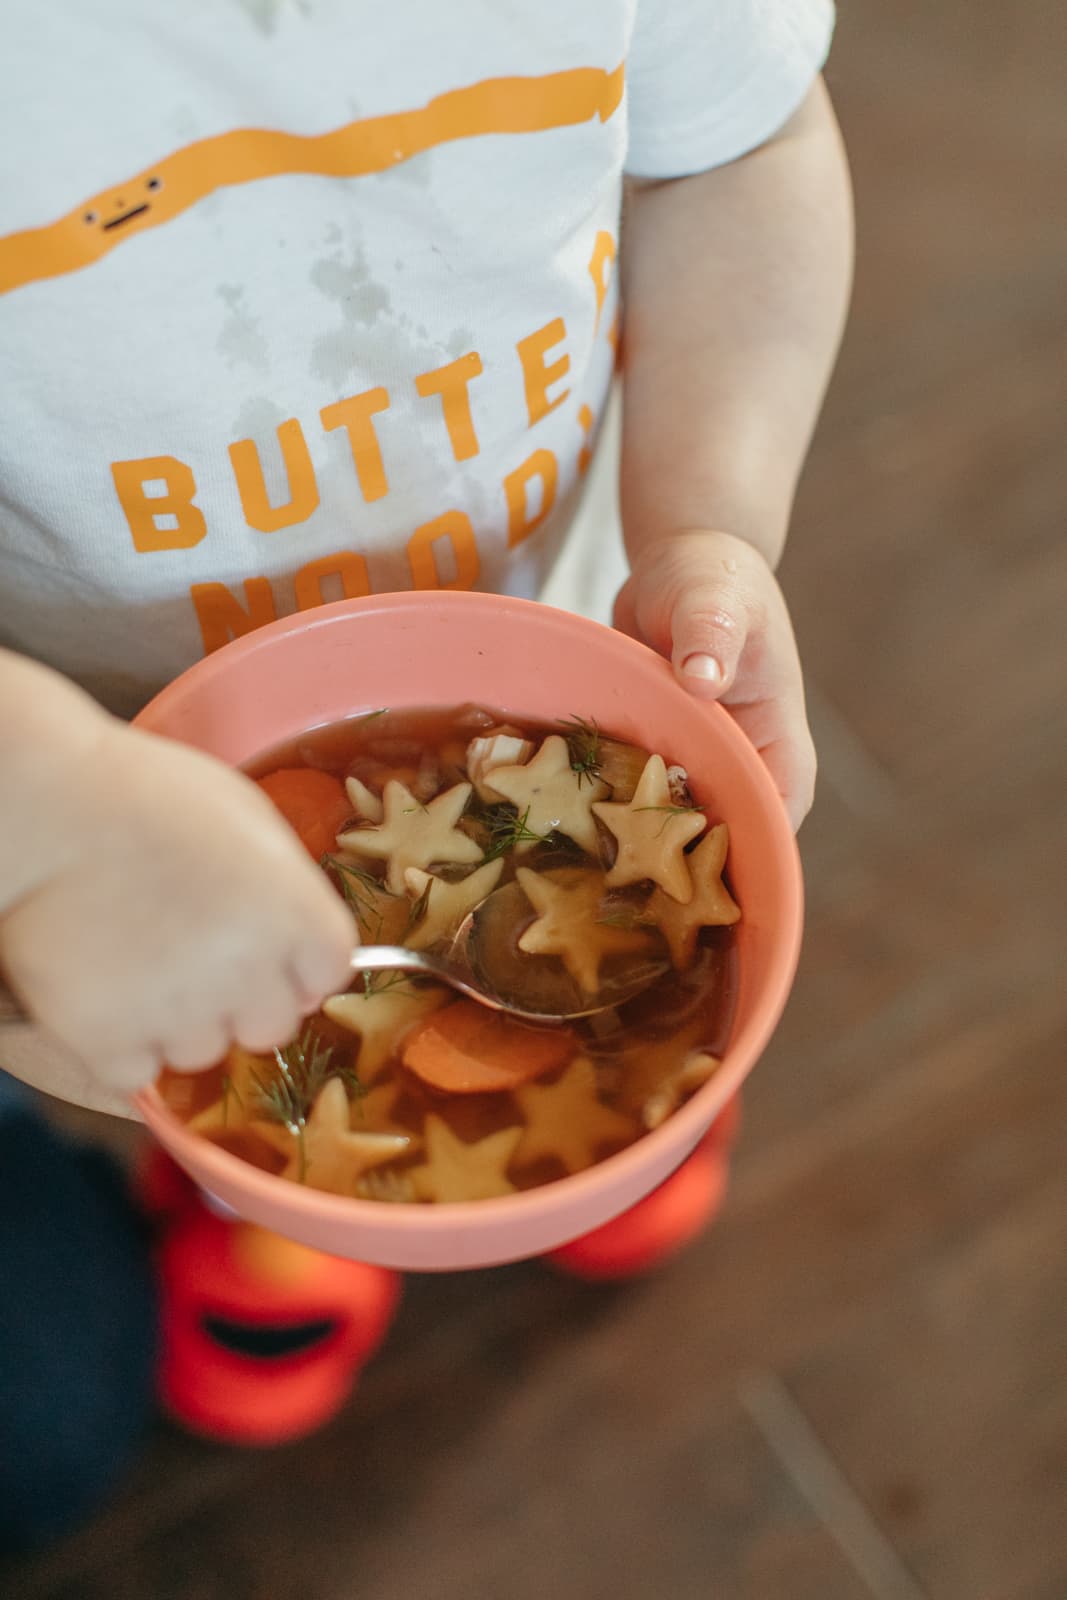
[139, 1149, 400, 1446]
[545, 1096, 740, 1282]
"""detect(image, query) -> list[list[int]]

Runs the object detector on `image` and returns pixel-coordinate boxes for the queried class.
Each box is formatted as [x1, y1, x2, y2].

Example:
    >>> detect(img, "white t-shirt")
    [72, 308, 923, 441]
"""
[0, 0, 833, 715]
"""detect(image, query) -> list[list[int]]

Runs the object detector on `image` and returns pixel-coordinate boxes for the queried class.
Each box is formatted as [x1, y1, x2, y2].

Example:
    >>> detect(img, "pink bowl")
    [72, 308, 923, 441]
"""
[133, 592, 802, 1270]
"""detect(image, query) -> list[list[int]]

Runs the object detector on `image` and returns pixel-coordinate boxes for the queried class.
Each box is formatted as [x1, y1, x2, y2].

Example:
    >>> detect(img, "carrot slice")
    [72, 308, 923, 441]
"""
[401, 1000, 576, 1094]
[256, 768, 353, 861]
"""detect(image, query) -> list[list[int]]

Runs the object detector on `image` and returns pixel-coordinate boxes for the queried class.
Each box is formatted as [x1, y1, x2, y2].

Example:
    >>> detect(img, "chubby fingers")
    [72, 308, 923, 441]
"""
[615, 531, 817, 830]
[159, 893, 355, 1074]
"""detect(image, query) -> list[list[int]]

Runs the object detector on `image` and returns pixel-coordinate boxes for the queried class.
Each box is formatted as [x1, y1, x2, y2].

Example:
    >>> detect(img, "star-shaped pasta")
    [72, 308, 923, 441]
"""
[253, 1077, 411, 1195]
[592, 755, 705, 902]
[345, 774, 384, 824]
[408, 1115, 523, 1203]
[487, 735, 609, 854]
[642, 824, 741, 968]
[466, 731, 535, 801]
[403, 858, 503, 952]
[640, 1051, 721, 1130]
[356, 1167, 418, 1204]
[351, 1078, 408, 1136]
[323, 982, 447, 1082]
[612, 1019, 717, 1125]
[515, 1056, 635, 1173]
[516, 866, 653, 996]
[337, 779, 481, 894]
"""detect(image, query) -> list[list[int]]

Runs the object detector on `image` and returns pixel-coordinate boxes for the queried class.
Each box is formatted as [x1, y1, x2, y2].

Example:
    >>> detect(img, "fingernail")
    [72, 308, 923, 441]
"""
[680, 653, 723, 684]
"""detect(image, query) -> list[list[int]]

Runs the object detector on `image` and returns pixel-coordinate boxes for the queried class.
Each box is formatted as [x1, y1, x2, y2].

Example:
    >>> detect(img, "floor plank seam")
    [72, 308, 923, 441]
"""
[739, 1371, 930, 1600]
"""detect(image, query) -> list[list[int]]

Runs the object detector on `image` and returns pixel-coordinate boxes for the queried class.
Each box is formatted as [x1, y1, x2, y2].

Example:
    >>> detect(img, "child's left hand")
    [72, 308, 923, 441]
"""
[614, 529, 816, 831]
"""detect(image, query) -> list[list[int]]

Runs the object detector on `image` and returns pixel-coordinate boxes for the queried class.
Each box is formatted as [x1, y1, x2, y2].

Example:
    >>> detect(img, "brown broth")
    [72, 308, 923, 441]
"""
[160, 706, 740, 1202]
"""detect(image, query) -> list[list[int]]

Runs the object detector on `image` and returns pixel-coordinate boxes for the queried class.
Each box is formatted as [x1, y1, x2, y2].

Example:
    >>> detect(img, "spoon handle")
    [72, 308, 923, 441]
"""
[347, 944, 529, 1016]
[0, 948, 442, 1031]
[347, 945, 445, 981]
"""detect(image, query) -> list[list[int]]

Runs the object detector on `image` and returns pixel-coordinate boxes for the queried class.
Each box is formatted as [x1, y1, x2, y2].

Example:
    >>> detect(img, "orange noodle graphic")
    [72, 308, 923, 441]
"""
[0, 66, 624, 297]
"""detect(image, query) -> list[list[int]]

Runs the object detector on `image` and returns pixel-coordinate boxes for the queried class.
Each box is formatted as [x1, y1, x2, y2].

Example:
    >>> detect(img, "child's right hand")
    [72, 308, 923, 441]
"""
[0, 718, 355, 1097]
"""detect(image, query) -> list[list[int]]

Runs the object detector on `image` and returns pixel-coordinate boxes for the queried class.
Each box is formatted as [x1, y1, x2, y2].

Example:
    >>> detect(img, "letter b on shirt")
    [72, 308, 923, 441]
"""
[111, 456, 207, 552]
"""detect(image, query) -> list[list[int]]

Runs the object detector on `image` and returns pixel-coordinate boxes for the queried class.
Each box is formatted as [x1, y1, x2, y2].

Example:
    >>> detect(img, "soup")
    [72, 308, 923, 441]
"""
[158, 705, 740, 1204]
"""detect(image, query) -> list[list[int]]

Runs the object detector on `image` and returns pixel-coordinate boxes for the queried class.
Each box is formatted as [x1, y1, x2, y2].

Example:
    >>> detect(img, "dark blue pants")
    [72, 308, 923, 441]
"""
[0, 1075, 158, 1552]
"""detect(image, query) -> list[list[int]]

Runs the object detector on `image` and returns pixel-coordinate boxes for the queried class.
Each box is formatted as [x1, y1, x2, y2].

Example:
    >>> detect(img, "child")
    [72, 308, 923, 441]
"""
[0, 0, 852, 1543]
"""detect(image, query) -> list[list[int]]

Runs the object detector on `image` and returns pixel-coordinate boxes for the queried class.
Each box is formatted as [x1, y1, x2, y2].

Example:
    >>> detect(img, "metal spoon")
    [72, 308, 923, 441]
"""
[348, 936, 665, 1025]
[0, 884, 669, 1029]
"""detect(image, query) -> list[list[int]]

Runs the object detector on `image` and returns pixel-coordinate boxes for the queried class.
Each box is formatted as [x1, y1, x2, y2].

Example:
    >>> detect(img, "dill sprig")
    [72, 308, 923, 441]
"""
[558, 714, 603, 786]
[404, 877, 433, 940]
[253, 1028, 362, 1183]
[634, 802, 702, 837]
[481, 804, 552, 863]
[321, 853, 393, 940]
[633, 803, 699, 814]
[360, 969, 417, 997]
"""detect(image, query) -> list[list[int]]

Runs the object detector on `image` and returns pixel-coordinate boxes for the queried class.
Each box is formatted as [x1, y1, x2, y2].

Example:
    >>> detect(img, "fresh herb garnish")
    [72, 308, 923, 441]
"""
[481, 804, 552, 863]
[559, 715, 603, 786]
[633, 802, 703, 838]
[360, 969, 417, 998]
[252, 1028, 363, 1183]
[321, 853, 393, 940]
[634, 804, 699, 815]
[404, 877, 433, 938]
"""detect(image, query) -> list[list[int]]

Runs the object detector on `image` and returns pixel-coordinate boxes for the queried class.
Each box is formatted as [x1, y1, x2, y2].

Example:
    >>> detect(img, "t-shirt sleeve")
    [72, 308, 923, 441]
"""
[625, 0, 836, 178]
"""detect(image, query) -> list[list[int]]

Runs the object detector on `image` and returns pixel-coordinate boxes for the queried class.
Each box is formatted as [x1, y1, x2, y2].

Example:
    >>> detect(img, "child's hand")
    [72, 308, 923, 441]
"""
[0, 722, 354, 1094]
[614, 530, 816, 830]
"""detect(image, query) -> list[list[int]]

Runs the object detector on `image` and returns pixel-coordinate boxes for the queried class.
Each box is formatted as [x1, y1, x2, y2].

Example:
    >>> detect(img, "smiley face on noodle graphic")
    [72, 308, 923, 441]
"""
[82, 174, 167, 236]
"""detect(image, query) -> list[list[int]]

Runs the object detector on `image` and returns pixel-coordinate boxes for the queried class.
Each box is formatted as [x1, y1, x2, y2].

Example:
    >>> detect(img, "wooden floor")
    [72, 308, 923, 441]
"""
[4, 3, 1064, 1596]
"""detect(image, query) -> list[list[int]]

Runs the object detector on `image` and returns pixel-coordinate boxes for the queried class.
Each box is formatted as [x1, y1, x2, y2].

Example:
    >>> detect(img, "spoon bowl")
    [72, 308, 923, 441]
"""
[349, 877, 670, 1021]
